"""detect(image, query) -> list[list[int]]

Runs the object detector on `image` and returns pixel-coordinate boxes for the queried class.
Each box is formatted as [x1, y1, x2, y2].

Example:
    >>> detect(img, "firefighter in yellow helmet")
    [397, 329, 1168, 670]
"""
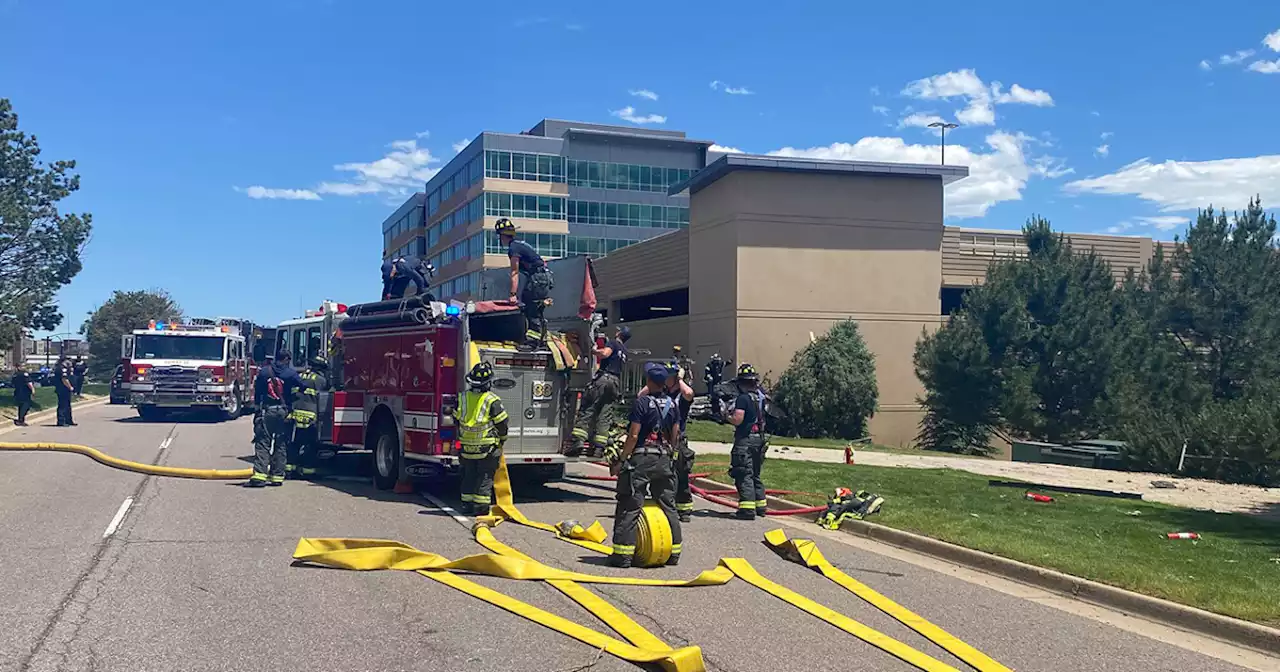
[496, 217, 555, 349]
[726, 363, 769, 519]
[454, 362, 509, 514]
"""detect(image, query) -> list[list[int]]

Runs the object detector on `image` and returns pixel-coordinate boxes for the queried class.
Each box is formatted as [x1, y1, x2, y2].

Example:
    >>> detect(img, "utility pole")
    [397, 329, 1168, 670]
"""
[928, 122, 960, 165]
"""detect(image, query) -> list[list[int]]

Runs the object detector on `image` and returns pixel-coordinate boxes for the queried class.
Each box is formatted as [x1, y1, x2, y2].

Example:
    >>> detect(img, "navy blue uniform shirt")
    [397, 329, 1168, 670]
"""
[381, 258, 427, 298]
[733, 389, 766, 441]
[628, 394, 678, 449]
[254, 363, 306, 409]
[507, 240, 545, 275]
[598, 339, 627, 377]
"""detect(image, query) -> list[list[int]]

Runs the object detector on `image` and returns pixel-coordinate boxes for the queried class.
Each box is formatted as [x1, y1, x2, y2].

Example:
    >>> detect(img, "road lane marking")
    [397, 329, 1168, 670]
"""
[102, 497, 134, 538]
[421, 491, 471, 526]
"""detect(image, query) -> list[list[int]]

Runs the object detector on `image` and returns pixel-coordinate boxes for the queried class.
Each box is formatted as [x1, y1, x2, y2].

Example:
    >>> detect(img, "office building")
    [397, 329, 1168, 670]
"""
[381, 119, 711, 299]
[590, 154, 1164, 448]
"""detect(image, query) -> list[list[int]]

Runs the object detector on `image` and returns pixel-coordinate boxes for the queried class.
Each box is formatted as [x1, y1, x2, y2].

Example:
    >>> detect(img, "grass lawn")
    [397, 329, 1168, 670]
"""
[0, 384, 109, 418]
[684, 419, 931, 455]
[695, 456, 1280, 625]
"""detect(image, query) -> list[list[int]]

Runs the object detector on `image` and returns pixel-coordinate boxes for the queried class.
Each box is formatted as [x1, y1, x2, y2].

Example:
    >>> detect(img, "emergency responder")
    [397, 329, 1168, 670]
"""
[672, 345, 694, 387]
[567, 325, 630, 457]
[726, 363, 769, 519]
[381, 256, 436, 300]
[327, 328, 345, 391]
[639, 359, 695, 522]
[495, 218, 554, 349]
[287, 356, 330, 479]
[609, 362, 682, 568]
[455, 362, 509, 515]
[55, 358, 75, 427]
[247, 349, 306, 487]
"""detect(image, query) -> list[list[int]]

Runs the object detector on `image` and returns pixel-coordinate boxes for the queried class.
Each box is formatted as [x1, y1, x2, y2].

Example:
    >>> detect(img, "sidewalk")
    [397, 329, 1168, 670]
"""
[690, 440, 1280, 520]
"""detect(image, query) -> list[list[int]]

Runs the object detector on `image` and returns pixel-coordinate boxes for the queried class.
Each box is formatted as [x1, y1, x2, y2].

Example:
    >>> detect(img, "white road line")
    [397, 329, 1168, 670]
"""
[420, 491, 471, 526]
[159, 436, 173, 451]
[102, 497, 134, 538]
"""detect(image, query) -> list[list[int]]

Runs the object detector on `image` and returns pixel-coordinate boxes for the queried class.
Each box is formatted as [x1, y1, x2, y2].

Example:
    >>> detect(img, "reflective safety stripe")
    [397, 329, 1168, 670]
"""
[472, 495, 492, 504]
[525, 330, 542, 340]
[269, 475, 285, 483]
[669, 544, 682, 554]
[755, 500, 768, 508]
[570, 427, 589, 439]
[737, 500, 756, 510]
[250, 472, 268, 481]
[675, 502, 694, 512]
[299, 467, 318, 475]
[458, 391, 501, 447]
[611, 544, 636, 554]
[590, 434, 610, 446]
[461, 494, 475, 502]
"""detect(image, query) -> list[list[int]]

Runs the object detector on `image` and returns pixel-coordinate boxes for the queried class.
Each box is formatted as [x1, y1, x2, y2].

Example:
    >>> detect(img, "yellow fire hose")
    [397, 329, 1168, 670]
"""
[0, 442, 252, 479]
[0, 442, 1010, 672]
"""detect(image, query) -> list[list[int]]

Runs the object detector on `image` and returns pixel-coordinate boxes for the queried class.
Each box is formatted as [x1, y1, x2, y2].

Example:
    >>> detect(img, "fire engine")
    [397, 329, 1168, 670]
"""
[281, 256, 601, 488]
[122, 318, 265, 421]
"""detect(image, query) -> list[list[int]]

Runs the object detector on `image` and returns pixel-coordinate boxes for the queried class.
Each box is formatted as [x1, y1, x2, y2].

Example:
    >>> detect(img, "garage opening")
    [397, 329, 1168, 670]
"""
[618, 288, 689, 323]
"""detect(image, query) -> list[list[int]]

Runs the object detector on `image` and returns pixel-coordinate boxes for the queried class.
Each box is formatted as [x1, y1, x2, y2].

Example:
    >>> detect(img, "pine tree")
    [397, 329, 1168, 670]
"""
[772, 320, 879, 439]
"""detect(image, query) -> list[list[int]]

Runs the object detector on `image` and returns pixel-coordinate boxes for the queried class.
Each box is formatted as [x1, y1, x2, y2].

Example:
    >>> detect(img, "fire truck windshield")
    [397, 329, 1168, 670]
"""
[134, 335, 226, 361]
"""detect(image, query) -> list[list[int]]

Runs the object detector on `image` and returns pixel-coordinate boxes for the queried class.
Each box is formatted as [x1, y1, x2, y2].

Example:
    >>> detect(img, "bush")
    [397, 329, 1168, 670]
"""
[772, 320, 878, 439]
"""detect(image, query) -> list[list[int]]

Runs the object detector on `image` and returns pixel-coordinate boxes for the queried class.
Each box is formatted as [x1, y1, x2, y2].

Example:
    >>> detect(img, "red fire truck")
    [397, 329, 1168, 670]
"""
[285, 257, 600, 488]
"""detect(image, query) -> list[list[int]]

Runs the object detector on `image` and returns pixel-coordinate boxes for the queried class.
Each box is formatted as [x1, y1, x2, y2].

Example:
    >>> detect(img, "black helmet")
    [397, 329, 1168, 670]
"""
[737, 362, 760, 381]
[309, 356, 328, 371]
[494, 218, 516, 236]
[467, 362, 495, 389]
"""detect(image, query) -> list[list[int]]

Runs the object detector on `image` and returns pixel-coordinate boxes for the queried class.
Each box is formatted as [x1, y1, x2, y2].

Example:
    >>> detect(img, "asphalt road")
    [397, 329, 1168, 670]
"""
[0, 402, 1271, 672]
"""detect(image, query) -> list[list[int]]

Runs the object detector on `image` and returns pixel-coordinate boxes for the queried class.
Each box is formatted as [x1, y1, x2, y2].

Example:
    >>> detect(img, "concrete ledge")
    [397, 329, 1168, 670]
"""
[692, 473, 1280, 656]
[0, 396, 110, 434]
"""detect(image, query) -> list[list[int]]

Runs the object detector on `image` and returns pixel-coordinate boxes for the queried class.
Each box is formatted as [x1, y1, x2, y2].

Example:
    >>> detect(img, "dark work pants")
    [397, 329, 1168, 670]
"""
[674, 435, 695, 516]
[460, 450, 500, 509]
[730, 435, 768, 515]
[56, 392, 73, 426]
[520, 269, 554, 344]
[15, 398, 32, 424]
[612, 451, 682, 558]
[571, 373, 620, 454]
[252, 406, 290, 482]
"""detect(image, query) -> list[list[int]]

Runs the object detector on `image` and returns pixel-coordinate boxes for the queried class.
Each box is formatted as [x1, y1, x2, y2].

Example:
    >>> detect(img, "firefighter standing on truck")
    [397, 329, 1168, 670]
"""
[455, 362, 509, 515]
[248, 350, 306, 487]
[639, 358, 695, 522]
[287, 356, 330, 479]
[496, 218, 554, 349]
[609, 362, 683, 568]
[568, 325, 630, 458]
[726, 363, 769, 519]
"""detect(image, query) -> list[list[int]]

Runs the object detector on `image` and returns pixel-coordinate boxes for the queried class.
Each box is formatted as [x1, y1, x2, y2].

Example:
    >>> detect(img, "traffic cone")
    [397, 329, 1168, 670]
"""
[393, 479, 414, 494]
[1166, 532, 1200, 540]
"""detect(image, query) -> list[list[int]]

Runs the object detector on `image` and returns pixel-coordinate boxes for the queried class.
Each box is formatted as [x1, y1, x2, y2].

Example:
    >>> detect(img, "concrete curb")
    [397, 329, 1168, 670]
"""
[691, 473, 1280, 656]
[0, 396, 110, 434]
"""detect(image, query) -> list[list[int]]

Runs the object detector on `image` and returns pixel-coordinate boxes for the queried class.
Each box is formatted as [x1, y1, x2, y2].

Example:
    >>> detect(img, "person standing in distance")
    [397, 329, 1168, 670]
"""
[726, 363, 769, 519]
[248, 349, 306, 487]
[495, 218, 554, 349]
[10, 368, 34, 426]
[55, 358, 76, 427]
[568, 325, 630, 457]
[455, 362, 510, 515]
[638, 359, 695, 522]
[609, 362, 682, 568]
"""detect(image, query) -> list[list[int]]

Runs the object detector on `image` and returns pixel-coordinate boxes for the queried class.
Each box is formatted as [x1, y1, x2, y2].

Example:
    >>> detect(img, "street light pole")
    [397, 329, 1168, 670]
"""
[927, 122, 959, 165]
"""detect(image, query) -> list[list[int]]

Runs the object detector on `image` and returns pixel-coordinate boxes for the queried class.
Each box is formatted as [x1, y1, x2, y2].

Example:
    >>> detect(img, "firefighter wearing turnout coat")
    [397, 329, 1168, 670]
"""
[568, 325, 630, 458]
[609, 362, 683, 568]
[454, 363, 510, 515]
[287, 357, 330, 479]
[639, 359, 695, 522]
[726, 363, 769, 519]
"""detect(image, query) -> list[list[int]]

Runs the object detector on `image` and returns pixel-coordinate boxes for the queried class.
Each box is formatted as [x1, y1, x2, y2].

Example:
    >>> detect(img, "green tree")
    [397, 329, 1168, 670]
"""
[0, 98, 92, 349]
[80, 290, 182, 380]
[772, 320, 878, 439]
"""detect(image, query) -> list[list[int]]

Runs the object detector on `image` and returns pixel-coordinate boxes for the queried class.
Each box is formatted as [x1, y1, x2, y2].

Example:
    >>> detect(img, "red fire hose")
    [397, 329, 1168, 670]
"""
[570, 465, 826, 516]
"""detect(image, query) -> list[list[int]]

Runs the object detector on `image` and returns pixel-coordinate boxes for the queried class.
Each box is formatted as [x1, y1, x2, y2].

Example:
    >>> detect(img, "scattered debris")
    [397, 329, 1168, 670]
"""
[1151, 480, 1178, 489]
[1166, 532, 1200, 540]
[1024, 492, 1054, 503]
[1126, 510, 1143, 517]
[989, 479, 1142, 500]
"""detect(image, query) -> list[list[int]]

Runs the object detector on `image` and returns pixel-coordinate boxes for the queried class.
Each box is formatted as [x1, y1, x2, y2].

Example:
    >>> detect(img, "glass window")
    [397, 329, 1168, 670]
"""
[469, 156, 482, 184]
[627, 165, 640, 190]
[640, 166, 651, 190]
[409, 206, 423, 229]
[604, 203, 617, 225]
[428, 190, 440, 216]
[497, 151, 511, 179]
[511, 153, 525, 179]
[537, 196, 551, 217]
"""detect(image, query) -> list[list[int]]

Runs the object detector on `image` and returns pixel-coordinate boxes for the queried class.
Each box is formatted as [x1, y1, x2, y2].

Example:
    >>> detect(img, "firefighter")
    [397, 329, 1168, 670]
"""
[726, 363, 769, 519]
[287, 356, 330, 479]
[568, 325, 630, 458]
[609, 362, 682, 568]
[455, 362, 509, 515]
[672, 345, 694, 387]
[496, 218, 554, 348]
[639, 359, 695, 522]
[381, 257, 435, 300]
[247, 349, 306, 487]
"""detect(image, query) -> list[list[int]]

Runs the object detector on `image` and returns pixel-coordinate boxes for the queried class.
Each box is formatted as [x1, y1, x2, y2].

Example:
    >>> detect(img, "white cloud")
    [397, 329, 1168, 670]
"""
[1135, 215, 1187, 231]
[869, 86, 881, 96]
[1064, 155, 1280, 212]
[871, 105, 890, 116]
[415, 130, 430, 139]
[709, 144, 744, 154]
[1031, 155, 1073, 179]
[610, 106, 666, 125]
[1248, 59, 1280, 74]
[992, 83, 1054, 106]
[1094, 144, 1110, 158]
[565, 23, 584, 31]
[1265, 28, 1280, 52]
[452, 139, 470, 153]
[769, 131, 1055, 219]
[629, 89, 659, 101]
[1090, 110, 1101, 117]
[898, 112, 948, 130]
[236, 186, 321, 201]
[240, 136, 441, 201]
[1101, 131, 1114, 140]
[710, 80, 754, 95]
[1220, 49, 1255, 65]
[902, 69, 1052, 127]
[1200, 59, 1213, 71]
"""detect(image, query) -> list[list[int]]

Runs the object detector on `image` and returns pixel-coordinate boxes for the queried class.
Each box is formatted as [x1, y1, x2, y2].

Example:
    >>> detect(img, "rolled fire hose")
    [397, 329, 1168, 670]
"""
[345, 295, 428, 318]
[0, 442, 252, 479]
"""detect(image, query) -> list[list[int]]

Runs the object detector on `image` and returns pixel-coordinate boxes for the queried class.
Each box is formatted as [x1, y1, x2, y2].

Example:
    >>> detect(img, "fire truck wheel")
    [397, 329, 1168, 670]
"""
[221, 391, 243, 421]
[372, 425, 400, 491]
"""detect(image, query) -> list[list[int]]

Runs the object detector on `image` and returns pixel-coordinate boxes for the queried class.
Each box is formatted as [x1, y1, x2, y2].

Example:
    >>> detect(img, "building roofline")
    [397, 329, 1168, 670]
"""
[669, 153, 970, 195]
[561, 126, 715, 147]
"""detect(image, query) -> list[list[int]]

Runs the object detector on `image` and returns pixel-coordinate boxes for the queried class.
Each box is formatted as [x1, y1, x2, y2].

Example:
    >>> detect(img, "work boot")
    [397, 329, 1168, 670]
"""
[665, 553, 680, 567]
[267, 477, 285, 487]
[457, 502, 474, 516]
[678, 512, 691, 523]
[245, 479, 266, 488]
[735, 510, 756, 521]
[608, 554, 633, 569]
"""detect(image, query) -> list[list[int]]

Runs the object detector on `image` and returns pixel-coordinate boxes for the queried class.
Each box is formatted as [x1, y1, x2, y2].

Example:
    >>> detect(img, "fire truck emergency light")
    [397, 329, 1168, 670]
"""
[445, 305, 461, 316]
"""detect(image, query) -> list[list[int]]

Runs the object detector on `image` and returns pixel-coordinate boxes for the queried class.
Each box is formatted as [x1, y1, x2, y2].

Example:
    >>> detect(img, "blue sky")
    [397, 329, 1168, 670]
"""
[4, 0, 1280, 334]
